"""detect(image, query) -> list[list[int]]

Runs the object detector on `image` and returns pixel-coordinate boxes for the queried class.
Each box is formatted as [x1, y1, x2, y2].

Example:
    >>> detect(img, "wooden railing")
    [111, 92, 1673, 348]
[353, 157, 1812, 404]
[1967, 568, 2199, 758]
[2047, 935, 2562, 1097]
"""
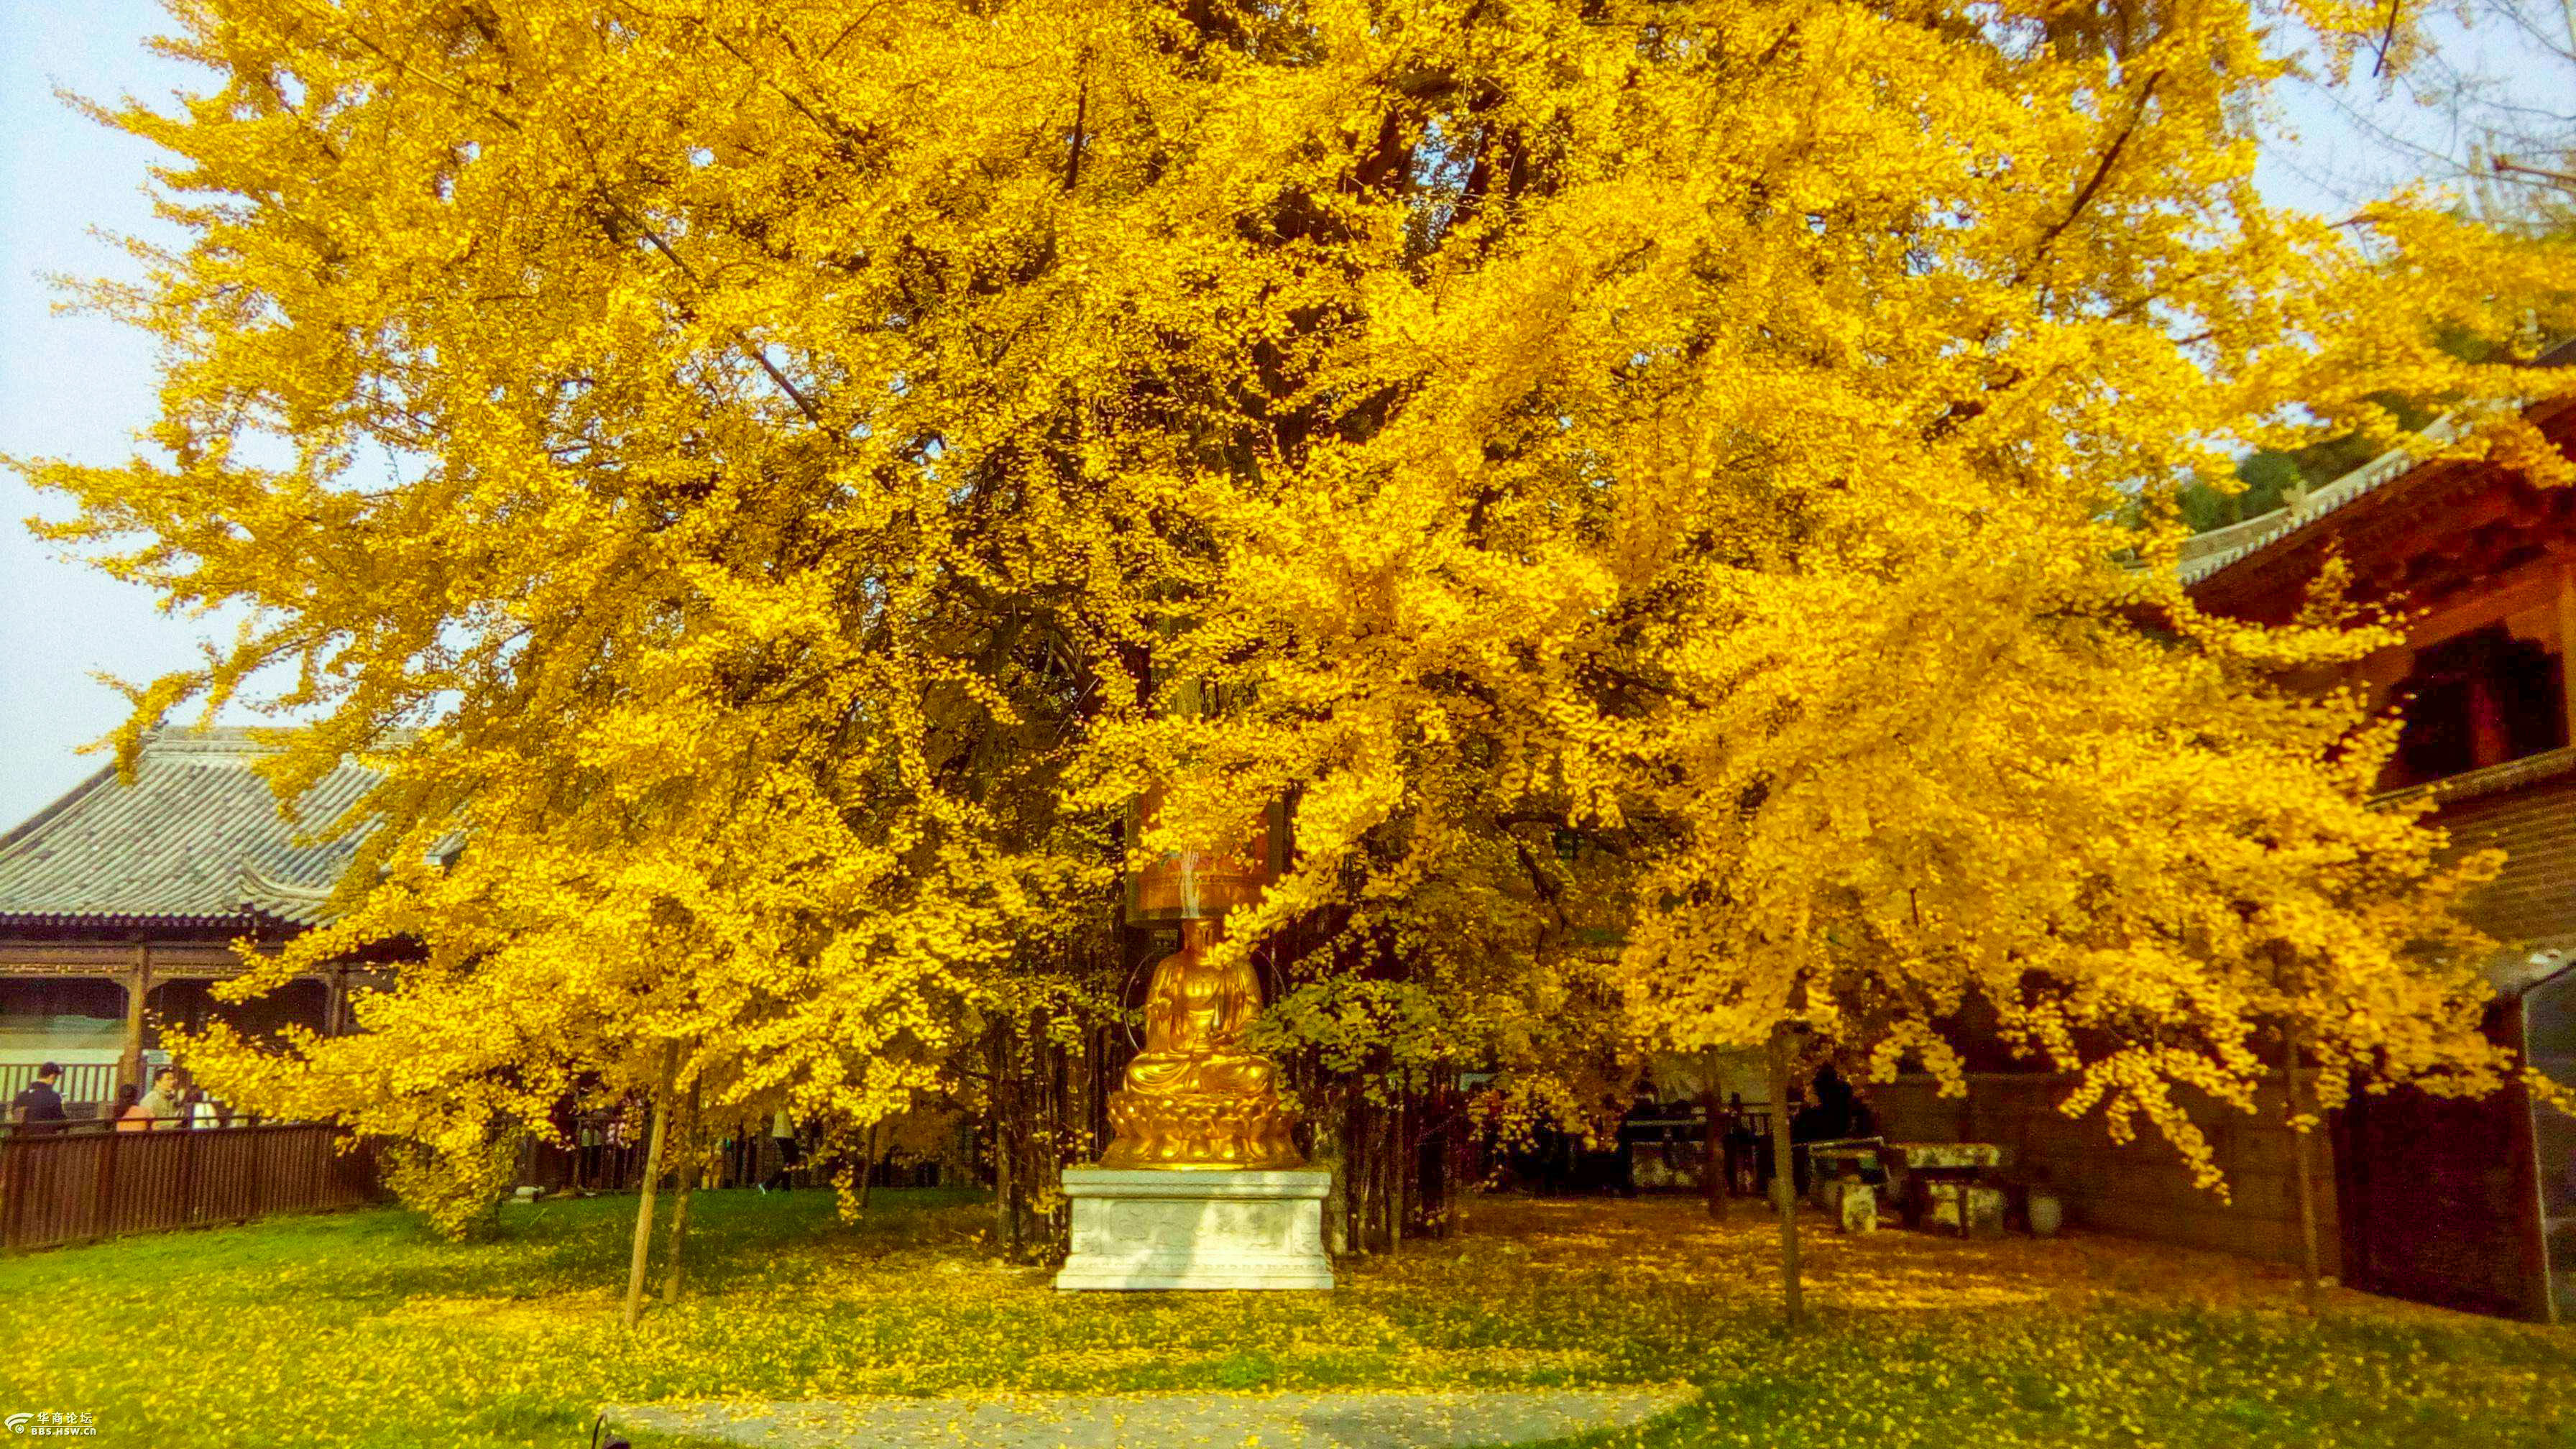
[0, 1122, 382, 1251]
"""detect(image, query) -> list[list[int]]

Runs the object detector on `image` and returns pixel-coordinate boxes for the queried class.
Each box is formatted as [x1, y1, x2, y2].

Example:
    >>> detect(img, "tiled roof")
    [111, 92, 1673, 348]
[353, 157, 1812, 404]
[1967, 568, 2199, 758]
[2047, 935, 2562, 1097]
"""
[2174, 416, 2463, 587]
[2177, 338, 2576, 590]
[0, 730, 378, 930]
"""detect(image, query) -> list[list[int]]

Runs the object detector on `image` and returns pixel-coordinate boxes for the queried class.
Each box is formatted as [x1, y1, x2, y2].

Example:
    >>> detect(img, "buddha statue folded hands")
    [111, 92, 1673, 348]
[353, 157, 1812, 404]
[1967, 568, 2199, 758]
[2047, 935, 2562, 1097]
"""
[1101, 917, 1302, 1169]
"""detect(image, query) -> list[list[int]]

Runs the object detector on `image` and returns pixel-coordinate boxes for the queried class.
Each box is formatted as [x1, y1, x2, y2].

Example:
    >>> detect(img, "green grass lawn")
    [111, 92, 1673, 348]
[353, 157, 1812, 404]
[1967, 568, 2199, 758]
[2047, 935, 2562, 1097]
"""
[1, 1188, 2569, 1449]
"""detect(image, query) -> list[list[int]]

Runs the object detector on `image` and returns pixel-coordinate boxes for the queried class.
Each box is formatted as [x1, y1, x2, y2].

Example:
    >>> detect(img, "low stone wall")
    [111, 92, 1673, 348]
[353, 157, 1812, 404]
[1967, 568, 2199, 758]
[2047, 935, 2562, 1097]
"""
[1865, 1073, 2337, 1273]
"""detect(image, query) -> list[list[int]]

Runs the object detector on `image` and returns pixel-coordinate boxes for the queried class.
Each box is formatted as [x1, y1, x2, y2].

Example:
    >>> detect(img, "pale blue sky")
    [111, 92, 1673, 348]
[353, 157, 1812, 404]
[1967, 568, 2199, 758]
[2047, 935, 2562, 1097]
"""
[2, 0, 214, 828]
[0, 2, 2556, 827]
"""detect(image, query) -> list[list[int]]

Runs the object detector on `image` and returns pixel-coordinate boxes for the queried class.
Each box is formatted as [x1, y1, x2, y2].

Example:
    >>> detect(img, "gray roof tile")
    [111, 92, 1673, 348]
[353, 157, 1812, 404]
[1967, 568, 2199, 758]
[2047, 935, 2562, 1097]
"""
[0, 730, 378, 929]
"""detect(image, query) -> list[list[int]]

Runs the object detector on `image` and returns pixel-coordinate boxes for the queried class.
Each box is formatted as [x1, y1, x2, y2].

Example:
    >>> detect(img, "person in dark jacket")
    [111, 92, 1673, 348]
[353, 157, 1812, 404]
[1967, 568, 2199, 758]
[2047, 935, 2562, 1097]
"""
[8, 1062, 68, 1135]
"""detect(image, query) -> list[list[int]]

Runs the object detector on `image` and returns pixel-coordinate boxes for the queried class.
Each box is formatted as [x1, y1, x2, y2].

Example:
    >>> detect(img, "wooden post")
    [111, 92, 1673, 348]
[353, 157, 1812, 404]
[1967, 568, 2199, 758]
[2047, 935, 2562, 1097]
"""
[2557, 562, 2576, 742]
[2285, 1020, 2324, 1303]
[121, 941, 152, 1091]
[1768, 1026, 1804, 1327]
[623, 1045, 677, 1328]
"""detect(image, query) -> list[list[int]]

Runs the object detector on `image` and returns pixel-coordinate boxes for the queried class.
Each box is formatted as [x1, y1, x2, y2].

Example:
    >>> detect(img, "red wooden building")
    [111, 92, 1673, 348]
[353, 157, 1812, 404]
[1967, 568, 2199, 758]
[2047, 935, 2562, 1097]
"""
[2180, 367, 2576, 1322]
[0, 730, 389, 1113]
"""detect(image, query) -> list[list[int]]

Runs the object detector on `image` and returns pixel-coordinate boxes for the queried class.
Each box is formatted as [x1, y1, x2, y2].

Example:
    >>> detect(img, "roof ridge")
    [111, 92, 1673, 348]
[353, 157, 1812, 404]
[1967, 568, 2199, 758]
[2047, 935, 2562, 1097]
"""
[2179, 341, 2576, 589]
[2176, 415, 2462, 586]
[142, 727, 283, 758]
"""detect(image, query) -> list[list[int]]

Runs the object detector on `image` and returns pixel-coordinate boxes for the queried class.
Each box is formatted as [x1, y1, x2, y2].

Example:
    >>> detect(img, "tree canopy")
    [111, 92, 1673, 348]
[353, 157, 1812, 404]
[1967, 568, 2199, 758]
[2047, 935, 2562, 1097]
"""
[19, 0, 2576, 1220]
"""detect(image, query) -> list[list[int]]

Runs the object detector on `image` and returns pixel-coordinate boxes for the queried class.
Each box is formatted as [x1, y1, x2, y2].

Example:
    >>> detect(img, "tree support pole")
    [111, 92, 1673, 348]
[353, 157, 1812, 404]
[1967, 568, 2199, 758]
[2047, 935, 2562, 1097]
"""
[624, 1043, 677, 1328]
[1768, 1026, 1803, 1328]
[2285, 1021, 2323, 1305]
[663, 1077, 702, 1305]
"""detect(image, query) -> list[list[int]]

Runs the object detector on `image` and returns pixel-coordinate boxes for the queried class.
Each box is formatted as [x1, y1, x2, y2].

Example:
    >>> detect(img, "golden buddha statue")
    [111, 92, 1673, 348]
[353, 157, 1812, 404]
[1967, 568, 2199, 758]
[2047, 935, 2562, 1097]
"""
[1100, 916, 1302, 1169]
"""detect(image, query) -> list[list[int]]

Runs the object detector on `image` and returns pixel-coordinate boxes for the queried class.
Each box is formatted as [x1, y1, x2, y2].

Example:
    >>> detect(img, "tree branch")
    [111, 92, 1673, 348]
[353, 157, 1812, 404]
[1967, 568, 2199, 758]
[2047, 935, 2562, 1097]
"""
[2022, 71, 2163, 282]
[1064, 65, 1091, 194]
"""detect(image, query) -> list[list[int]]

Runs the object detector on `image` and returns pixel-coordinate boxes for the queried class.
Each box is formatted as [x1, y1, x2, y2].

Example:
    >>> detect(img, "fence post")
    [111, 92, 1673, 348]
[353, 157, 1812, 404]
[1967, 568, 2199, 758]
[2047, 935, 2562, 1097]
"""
[244, 1126, 265, 1223]
[1, 1137, 22, 1251]
[93, 1131, 119, 1243]
[180, 1124, 202, 1228]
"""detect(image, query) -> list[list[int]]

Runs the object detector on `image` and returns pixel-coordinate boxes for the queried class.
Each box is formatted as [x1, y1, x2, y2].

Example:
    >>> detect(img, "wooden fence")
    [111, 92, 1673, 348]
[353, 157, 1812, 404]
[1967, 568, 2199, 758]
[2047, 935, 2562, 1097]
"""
[0, 1123, 382, 1251]
[519, 1129, 651, 1195]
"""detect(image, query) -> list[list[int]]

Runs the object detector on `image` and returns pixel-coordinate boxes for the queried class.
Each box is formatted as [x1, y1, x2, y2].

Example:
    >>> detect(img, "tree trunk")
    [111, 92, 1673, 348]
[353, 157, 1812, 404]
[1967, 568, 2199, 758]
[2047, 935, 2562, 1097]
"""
[662, 1077, 701, 1305]
[1767, 1027, 1803, 1327]
[1091, 1021, 1114, 1163]
[1049, 1023, 1071, 1252]
[2285, 1021, 2324, 1304]
[623, 1044, 678, 1328]
[1347, 1095, 1371, 1256]
[1315, 1085, 1347, 1256]
[1390, 1099, 1407, 1257]
[857, 1119, 880, 1213]
[1421, 1082, 1451, 1238]
[988, 1022, 1018, 1256]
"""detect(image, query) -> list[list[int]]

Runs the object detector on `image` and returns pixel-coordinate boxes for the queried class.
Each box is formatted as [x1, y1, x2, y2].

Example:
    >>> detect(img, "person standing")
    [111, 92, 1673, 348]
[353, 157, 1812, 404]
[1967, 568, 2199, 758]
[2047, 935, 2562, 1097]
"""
[8, 1062, 69, 1136]
[575, 1113, 605, 1187]
[759, 1109, 804, 1193]
[110, 1084, 150, 1132]
[1723, 1094, 1760, 1198]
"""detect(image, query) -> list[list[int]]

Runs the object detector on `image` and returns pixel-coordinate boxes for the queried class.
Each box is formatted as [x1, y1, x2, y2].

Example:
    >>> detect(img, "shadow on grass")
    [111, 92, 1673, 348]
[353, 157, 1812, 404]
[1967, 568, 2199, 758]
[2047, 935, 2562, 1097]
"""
[0, 1182, 985, 1308]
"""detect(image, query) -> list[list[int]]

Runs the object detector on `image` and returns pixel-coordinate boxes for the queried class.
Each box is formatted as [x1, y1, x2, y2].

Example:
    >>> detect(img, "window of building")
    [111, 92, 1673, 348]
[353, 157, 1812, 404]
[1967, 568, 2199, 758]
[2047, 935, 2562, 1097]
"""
[2390, 625, 2569, 787]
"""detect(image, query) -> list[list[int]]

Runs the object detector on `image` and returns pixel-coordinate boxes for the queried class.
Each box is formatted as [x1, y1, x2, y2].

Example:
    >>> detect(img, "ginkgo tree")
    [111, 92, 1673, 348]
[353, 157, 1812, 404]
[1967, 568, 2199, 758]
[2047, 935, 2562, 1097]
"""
[17, 0, 2574, 1314]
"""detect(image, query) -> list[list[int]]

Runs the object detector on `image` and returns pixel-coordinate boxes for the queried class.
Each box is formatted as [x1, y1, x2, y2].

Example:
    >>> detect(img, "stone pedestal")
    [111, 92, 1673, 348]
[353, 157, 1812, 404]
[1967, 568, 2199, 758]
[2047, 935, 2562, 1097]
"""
[1826, 1182, 1877, 1234]
[1915, 1179, 2007, 1238]
[1054, 1167, 1335, 1292]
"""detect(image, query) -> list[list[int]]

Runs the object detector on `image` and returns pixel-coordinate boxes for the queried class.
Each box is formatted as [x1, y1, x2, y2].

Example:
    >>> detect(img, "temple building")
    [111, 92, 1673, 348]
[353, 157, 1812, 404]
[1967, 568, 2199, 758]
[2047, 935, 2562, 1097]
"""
[1871, 359, 2576, 1320]
[0, 729, 388, 1113]
[2178, 368, 2576, 1321]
